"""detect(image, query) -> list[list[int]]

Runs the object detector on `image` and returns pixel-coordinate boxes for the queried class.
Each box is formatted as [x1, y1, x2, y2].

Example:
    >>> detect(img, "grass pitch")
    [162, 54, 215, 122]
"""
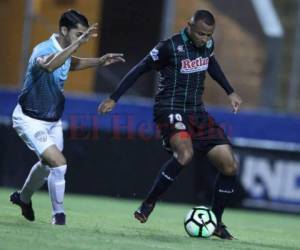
[0, 188, 299, 250]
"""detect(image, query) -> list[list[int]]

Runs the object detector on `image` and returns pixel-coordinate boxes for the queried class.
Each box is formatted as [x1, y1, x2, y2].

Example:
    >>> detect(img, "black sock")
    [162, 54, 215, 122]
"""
[211, 173, 236, 224]
[145, 157, 184, 204]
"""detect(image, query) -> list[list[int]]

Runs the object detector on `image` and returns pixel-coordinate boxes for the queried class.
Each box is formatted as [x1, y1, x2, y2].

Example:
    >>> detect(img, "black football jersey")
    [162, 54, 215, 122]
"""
[144, 29, 214, 114]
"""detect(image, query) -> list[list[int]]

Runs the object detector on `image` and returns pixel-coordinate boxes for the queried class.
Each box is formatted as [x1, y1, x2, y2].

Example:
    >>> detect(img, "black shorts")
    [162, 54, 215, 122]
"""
[154, 110, 230, 154]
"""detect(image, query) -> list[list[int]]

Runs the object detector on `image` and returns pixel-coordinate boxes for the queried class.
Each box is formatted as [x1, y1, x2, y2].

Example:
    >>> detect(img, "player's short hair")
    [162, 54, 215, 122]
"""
[192, 10, 215, 26]
[59, 9, 89, 30]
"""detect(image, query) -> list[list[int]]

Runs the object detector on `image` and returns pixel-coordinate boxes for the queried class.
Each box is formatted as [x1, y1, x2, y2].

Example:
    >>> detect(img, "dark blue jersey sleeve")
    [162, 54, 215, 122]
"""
[208, 55, 234, 95]
[110, 57, 151, 101]
[110, 40, 171, 102]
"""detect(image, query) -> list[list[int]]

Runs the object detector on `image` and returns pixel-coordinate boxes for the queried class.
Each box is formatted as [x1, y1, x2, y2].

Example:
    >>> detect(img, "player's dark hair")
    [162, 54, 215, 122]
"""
[192, 10, 215, 25]
[59, 9, 89, 30]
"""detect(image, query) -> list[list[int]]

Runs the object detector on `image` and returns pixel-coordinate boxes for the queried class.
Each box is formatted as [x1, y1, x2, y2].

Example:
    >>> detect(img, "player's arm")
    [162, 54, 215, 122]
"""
[208, 56, 242, 113]
[98, 58, 152, 113]
[208, 55, 234, 94]
[37, 23, 98, 72]
[70, 53, 125, 71]
[98, 40, 170, 114]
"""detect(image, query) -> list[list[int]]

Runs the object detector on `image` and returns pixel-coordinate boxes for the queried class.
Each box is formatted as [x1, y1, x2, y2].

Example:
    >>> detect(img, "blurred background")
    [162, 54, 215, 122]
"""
[0, 0, 299, 214]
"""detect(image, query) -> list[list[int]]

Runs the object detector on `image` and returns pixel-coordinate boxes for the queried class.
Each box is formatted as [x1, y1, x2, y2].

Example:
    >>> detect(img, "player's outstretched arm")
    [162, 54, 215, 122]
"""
[37, 23, 98, 72]
[97, 58, 151, 114]
[70, 53, 125, 71]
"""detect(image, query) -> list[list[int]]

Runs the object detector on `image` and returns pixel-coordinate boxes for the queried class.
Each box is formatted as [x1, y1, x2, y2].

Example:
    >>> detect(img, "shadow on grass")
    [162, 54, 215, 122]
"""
[208, 238, 299, 250]
[235, 240, 299, 250]
[96, 226, 300, 250]
[1, 219, 298, 250]
[88, 226, 187, 244]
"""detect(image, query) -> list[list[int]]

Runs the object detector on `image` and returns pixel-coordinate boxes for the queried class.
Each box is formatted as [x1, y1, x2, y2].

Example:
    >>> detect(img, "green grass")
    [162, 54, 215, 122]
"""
[0, 188, 299, 250]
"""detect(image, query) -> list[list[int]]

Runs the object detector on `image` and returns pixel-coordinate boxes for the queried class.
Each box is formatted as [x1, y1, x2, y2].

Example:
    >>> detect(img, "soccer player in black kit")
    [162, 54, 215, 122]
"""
[99, 10, 242, 239]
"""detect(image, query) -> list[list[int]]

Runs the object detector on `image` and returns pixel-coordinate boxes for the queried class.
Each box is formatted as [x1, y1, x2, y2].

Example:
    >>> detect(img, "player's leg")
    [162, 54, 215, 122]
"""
[207, 144, 238, 239]
[145, 132, 193, 203]
[10, 106, 52, 221]
[18, 161, 50, 204]
[11, 106, 66, 224]
[134, 131, 193, 223]
[10, 159, 50, 222]
[45, 120, 67, 225]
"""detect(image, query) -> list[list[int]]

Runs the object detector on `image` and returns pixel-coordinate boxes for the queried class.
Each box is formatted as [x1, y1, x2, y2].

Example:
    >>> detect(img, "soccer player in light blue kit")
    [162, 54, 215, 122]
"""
[10, 9, 125, 225]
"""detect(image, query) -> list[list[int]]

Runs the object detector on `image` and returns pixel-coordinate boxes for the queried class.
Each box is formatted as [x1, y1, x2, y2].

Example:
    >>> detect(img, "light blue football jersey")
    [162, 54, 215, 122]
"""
[19, 34, 71, 121]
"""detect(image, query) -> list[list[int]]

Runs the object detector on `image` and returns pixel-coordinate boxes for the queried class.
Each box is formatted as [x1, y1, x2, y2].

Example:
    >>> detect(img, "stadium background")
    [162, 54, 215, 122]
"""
[0, 0, 299, 215]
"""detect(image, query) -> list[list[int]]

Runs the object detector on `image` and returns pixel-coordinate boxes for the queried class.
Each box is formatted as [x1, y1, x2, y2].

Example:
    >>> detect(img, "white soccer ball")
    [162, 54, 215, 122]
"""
[184, 206, 217, 238]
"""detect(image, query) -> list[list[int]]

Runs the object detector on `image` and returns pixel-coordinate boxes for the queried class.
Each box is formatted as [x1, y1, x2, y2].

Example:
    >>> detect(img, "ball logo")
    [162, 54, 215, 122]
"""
[34, 131, 47, 142]
[197, 213, 205, 220]
[180, 57, 209, 74]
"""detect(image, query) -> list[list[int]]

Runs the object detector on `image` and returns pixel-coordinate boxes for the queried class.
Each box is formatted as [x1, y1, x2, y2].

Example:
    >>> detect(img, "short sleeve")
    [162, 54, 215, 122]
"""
[29, 43, 55, 66]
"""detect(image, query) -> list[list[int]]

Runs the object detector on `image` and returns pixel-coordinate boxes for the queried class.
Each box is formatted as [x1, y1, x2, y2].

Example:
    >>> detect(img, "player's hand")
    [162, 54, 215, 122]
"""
[228, 92, 242, 114]
[99, 53, 125, 66]
[78, 23, 98, 44]
[98, 98, 116, 114]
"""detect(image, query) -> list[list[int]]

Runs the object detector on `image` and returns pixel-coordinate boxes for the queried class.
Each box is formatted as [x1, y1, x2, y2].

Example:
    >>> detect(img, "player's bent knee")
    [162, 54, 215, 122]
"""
[41, 145, 67, 167]
[42, 154, 66, 167]
[223, 161, 238, 176]
[177, 149, 194, 166]
[53, 156, 67, 167]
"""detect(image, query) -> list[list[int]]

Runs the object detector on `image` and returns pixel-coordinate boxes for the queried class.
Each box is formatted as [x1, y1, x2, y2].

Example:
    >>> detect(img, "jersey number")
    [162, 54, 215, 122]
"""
[168, 113, 183, 124]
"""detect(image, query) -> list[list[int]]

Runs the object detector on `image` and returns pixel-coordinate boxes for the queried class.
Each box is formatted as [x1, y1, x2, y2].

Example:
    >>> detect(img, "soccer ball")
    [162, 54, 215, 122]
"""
[184, 206, 217, 238]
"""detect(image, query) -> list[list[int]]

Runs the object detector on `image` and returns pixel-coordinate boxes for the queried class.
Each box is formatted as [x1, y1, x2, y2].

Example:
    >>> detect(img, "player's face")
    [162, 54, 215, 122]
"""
[63, 23, 88, 46]
[188, 20, 215, 48]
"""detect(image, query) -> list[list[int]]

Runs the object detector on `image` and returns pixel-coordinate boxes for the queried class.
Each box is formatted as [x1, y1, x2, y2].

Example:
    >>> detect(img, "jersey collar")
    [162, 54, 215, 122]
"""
[181, 28, 193, 44]
[50, 33, 63, 51]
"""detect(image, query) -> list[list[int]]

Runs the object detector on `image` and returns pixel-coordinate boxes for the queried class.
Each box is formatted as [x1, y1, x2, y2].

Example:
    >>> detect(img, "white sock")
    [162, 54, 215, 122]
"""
[20, 162, 50, 203]
[47, 165, 67, 215]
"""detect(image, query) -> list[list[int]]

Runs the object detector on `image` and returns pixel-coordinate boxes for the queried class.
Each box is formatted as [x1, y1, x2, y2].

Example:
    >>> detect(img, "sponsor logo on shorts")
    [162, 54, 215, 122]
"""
[175, 122, 186, 130]
[34, 131, 47, 142]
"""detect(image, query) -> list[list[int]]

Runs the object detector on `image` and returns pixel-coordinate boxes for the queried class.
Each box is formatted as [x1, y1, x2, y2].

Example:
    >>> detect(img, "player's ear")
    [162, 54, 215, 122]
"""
[61, 26, 68, 36]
